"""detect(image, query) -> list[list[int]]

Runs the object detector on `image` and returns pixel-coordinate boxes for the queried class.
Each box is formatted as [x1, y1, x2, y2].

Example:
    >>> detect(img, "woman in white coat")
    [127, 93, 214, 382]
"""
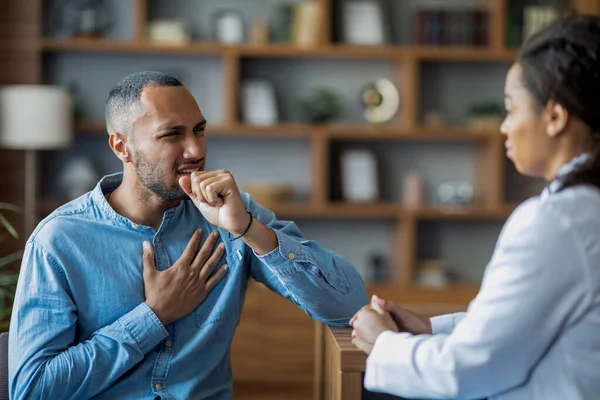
[350, 14, 600, 400]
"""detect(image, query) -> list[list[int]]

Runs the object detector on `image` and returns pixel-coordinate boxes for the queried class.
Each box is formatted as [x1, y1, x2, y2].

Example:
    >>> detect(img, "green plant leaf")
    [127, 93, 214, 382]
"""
[0, 275, 18, 287]
[0, 250, 23, 269]
[0, 213, 18, 239]
[0, 203, 21, 213]
[0, 286, 15, 300]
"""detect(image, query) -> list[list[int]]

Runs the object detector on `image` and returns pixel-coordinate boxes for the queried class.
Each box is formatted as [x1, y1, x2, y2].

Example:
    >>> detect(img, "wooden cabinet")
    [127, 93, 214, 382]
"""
[231, 283, 316, 400]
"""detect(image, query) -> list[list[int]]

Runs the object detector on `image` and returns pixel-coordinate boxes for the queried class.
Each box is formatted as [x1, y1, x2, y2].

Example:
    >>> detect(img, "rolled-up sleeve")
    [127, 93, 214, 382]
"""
[245, 195, 369, 326]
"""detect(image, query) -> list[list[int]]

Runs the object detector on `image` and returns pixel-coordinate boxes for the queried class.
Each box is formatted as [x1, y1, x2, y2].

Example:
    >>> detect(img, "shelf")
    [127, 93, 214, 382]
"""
[271, 202, 401, 219]
[364, 283, 479, 305]
[74, 121, 498, 142]
[412, 204, 515, 220]
[274, 203, 512, 220]
[75, 122, 320, 138]
[37, 199, 513, 221]
[209, 124, 323, 138]
[413, 46, 517, 61]
[37, 200, 400, 219]
[240, 44, 403, 59]
[328, 124, 497, 141]
[402, 283, 480, 303]
[42, 38, 227, 55]
[42, 39, 518, 62]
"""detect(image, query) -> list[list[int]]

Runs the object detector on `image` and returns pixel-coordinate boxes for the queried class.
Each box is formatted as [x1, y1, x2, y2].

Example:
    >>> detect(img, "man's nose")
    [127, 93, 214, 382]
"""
[183, 133, 204, 158]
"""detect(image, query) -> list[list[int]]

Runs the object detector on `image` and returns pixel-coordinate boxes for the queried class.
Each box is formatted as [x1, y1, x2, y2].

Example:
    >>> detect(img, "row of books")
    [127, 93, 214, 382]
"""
[414, 9, 490, 47]
[268, 2, 322, 46]
[266, 3, 559, 48]
[507, 6, 562, 48]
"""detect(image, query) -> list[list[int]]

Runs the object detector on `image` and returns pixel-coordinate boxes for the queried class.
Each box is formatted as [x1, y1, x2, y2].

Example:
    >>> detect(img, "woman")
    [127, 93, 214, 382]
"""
[350, 14, 600, 400]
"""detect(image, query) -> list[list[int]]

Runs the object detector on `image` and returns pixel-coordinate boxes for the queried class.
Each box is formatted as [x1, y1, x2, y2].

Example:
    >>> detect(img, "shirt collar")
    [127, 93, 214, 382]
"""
[91, 172, 185, 231]
[542, 153, 590, 198]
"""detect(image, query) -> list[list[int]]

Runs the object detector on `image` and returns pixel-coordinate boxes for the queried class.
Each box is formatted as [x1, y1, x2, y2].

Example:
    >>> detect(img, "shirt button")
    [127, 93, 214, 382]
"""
[165, 340, 173, 348]
[155, 236, 161, 243]
[131, 224, 138, 229]
[155, 383, 162, 391]
[287, 253, 295, 261]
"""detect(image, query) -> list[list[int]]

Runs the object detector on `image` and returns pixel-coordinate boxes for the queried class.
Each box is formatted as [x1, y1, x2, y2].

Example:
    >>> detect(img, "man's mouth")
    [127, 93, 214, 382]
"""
[177, 168, 200, 175]
[177, 162, 204, 175]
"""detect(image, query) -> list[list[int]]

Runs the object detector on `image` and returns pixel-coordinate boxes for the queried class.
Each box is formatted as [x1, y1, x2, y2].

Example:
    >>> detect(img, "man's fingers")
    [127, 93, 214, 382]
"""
[181, 229, 203, 264]
[204, 263, 229, 291]
[178, 175, 193, 197]
[142, 241, 156, 277]
[198, 242, 226, 280]
[190, 174, 209, 204]
[200, 176, 225, 206]
[191, 172, 220, 205]
[193, 230, 219, 267]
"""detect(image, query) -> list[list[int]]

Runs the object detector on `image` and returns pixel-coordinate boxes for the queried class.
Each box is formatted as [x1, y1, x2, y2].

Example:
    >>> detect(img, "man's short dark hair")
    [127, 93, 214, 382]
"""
[105, 71, 183, 135]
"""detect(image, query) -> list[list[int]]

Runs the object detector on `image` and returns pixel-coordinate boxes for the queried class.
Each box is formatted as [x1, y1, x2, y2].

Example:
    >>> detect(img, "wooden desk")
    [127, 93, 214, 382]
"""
[317, 304, 467, 400]
[323, 326, 366, 400]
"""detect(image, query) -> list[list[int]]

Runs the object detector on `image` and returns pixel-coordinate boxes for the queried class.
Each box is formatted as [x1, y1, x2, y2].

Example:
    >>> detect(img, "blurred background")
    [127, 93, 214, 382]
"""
[1, 0, 593, 399]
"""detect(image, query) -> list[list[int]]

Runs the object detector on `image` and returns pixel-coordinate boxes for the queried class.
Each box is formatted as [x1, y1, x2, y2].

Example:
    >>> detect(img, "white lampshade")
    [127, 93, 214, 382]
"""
[0, 85, 73, 150]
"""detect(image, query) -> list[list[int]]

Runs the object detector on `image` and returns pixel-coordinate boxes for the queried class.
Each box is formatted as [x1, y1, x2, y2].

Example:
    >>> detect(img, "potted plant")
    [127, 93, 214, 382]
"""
[0, 203, 23, 331]
[466, 101, 505, 133]
[296, 88, 343, 123]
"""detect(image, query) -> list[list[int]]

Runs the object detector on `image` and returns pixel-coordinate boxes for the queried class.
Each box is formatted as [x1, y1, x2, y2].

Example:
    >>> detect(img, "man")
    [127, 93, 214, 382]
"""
[9, 71, 368, 399]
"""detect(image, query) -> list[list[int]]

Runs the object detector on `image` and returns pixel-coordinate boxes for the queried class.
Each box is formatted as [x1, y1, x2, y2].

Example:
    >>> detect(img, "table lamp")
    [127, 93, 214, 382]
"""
[0, 85, 74, 237]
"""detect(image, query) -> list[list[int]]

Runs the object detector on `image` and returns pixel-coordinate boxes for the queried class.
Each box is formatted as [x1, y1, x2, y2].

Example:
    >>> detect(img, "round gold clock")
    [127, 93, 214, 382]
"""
[360, 78, 400, 124]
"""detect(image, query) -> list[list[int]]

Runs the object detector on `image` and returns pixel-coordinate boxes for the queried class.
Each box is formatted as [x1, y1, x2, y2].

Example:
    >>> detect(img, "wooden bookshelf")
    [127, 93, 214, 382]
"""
[76, 120, 498, 141]
[39, 0, 594, 311]
[42, 39, 519, 61]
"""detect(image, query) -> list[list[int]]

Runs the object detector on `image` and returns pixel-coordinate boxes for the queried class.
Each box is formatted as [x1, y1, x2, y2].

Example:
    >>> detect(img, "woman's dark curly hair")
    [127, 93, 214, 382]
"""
[516, 14, 600, 190]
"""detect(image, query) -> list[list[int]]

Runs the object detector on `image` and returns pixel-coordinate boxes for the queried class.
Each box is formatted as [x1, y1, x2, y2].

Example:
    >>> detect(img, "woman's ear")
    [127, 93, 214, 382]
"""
[545, 100, 568, 138]
[108, 132, 133, 163]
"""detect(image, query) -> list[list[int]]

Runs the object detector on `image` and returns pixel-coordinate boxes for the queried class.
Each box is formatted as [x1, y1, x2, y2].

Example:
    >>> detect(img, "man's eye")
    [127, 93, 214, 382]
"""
[193, 128, 205, 135]
[163, 131, 178, 137]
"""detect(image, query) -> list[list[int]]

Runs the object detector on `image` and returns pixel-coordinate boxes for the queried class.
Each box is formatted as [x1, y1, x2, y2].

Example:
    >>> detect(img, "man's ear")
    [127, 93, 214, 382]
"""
[545, 100, 569, 138]
[108, 132, 133, 163]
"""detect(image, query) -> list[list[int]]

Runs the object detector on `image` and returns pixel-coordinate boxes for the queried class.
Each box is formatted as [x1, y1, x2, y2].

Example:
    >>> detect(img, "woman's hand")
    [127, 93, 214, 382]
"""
[372, 295, 432, 335]
[350, 302, 399, 355]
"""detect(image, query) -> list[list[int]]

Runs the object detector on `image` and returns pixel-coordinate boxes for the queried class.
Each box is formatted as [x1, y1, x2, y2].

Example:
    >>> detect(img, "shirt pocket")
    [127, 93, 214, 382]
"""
[195, 251, 243, 329]
[303, 261, 351, 295]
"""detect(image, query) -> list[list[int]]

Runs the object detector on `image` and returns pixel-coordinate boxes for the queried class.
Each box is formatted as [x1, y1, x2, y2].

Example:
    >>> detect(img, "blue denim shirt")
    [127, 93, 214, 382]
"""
[9, 173, 368, 400]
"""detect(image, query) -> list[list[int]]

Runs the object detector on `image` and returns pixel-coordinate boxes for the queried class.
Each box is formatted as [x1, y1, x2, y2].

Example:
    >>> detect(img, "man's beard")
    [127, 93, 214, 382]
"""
[133, 149, 189, 201]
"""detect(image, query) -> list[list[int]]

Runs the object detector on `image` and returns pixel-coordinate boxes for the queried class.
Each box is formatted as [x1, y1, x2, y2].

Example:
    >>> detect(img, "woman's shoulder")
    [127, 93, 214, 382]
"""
[508, 185, 600, 235]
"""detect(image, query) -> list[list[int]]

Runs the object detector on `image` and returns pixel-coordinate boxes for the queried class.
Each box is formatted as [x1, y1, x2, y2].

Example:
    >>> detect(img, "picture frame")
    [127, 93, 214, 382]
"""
[212, 9, 246, 44]
[340, 148, 381, 202]
[240, 79, 279, 125]
[340, 0, 390, 45]
[148, 19, 190, 44]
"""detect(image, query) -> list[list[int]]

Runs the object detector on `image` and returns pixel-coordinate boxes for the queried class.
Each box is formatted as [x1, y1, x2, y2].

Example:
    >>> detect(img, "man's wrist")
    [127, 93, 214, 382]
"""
[145, 301, 168, 326]
[230, 211, 252, 239]
[240, 220, 278, 255]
